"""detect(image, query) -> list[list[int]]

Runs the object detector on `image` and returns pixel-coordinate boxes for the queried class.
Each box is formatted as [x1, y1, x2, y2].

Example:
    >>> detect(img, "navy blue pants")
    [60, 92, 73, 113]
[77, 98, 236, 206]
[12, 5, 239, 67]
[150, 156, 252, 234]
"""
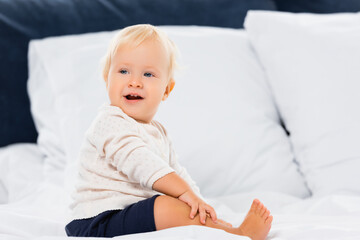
[65, 194, 160, 237]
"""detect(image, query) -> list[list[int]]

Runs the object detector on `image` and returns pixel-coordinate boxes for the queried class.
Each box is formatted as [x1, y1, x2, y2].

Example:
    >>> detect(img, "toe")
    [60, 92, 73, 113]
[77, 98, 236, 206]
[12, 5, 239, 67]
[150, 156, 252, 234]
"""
[251, 199, 260, 212]
[256, 202, 264, 215]
[260, 206, 267, 216]
[265, 215, 273, 224]
[263, 209, 270, 219]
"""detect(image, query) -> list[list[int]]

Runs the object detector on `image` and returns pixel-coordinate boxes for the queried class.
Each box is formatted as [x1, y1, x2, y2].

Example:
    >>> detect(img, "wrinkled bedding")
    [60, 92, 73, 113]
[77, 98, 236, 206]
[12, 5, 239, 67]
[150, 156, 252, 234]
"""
[0, 144, 359, 240]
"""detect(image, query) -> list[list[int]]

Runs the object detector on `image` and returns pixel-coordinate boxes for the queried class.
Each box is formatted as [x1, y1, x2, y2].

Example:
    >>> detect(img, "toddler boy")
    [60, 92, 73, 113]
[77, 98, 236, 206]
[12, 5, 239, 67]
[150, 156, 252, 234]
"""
[65, 24, 273, 240]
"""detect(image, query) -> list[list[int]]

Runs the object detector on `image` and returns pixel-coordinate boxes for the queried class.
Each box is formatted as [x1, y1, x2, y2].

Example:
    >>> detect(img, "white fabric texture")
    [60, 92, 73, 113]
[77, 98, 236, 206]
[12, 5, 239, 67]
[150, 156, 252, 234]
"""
[28, 26, 310, 198]
[0, 144, 359, 239]
[27, 48, 67, 178]
[0, 143, 44, 204]
[71, 103, 201, 220]
[245, 11, 360, 196]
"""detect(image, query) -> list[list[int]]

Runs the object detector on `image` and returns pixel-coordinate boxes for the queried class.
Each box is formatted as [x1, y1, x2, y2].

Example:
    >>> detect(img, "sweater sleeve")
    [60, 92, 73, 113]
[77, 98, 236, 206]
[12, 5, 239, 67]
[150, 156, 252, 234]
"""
[87, 112, 175, 190]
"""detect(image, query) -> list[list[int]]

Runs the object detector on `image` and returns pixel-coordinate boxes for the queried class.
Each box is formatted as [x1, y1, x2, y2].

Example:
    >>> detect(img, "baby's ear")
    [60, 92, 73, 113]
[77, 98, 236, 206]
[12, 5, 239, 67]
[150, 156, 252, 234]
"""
[163, 79, 175, 101]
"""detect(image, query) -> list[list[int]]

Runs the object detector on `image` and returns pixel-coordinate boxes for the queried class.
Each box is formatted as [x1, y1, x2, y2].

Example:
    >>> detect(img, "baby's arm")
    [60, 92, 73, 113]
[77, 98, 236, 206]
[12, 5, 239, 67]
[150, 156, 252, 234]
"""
[153, 172, 217, 225]
[88, 113, 175, 190]
[152, 172, 189, 198]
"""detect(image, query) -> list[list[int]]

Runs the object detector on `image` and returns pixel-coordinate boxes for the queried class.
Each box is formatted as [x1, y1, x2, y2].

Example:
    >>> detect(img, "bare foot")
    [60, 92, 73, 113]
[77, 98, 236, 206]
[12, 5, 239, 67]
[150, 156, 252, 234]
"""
[236, 199, 273, 240]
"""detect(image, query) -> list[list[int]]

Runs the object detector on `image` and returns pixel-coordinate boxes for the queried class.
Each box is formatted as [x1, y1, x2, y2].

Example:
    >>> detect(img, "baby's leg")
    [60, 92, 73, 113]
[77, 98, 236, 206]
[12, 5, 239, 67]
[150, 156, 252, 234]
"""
[154, 196, 272, 240]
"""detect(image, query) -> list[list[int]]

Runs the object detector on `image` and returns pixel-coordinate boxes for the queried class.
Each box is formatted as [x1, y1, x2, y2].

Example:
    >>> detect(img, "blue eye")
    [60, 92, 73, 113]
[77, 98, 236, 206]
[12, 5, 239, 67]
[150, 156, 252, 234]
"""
[144, 72, 153, 78]
[120, 69, 128, 74]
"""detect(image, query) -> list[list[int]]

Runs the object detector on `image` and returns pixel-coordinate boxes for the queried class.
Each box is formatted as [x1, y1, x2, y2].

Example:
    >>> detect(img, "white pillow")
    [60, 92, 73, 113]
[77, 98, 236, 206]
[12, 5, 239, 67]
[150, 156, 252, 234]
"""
[0, 143, 44, 203]
[245, 11, 360, 196]
[28, 39, 67, 176]
[28, 26, 310, 198]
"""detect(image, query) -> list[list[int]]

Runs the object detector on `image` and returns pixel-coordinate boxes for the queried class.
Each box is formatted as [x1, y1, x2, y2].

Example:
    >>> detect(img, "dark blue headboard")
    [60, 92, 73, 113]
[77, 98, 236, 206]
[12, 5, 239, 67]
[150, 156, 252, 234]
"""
[0, 0, 359, 147]
[275, 0, 360, 13]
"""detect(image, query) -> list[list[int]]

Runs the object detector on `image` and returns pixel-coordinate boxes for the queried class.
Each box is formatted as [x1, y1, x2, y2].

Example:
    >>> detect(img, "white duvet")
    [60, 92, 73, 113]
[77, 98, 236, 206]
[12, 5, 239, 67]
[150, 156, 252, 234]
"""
[0, 144, 359, 240]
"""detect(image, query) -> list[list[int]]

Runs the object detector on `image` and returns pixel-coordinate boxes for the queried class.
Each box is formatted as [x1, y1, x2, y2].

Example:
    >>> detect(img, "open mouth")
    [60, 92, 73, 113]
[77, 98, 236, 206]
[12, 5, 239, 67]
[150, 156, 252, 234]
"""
[124, 94, 144, 100]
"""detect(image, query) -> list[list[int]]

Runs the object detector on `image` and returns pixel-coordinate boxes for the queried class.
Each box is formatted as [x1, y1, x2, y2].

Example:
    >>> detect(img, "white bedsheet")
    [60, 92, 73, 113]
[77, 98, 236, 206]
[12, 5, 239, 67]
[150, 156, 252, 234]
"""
[0, 144, 359, 240]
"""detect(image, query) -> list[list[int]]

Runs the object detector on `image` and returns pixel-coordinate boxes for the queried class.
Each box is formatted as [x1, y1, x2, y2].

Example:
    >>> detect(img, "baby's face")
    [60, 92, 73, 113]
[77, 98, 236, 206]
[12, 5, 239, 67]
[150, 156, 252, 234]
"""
[106, 39, 174, 123]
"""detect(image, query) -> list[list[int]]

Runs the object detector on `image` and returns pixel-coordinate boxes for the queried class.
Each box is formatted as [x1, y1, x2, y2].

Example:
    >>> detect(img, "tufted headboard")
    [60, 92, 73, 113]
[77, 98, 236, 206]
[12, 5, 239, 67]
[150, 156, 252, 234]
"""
[0, 0, 359, 147]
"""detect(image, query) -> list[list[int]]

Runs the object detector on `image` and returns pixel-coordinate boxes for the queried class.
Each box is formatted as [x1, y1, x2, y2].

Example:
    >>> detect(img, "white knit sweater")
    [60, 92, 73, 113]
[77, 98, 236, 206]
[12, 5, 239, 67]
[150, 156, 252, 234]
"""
[70, 104, 202, 220]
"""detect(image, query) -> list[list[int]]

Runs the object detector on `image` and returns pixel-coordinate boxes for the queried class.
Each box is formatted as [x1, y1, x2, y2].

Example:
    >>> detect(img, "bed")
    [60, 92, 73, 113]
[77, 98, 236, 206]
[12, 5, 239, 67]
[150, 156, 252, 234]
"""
[1, 0, 360, 239]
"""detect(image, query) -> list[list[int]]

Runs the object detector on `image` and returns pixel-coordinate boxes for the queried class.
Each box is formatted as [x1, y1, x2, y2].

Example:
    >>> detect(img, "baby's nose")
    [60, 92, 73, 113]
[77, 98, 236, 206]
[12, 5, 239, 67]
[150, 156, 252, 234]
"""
[128, 78, 142, 88]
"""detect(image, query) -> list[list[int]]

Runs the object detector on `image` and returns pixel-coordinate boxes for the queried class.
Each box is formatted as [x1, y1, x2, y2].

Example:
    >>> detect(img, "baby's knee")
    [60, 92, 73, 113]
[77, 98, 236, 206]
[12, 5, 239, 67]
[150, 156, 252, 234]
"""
[154, 194, 172, 207]
[153, 195, 195, 230]
[154, 195, 188, 213]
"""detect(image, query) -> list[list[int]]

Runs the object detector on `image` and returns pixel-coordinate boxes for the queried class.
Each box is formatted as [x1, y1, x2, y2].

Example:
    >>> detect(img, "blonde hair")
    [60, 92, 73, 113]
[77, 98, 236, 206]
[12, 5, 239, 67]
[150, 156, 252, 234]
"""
[101, 24, 178, 83]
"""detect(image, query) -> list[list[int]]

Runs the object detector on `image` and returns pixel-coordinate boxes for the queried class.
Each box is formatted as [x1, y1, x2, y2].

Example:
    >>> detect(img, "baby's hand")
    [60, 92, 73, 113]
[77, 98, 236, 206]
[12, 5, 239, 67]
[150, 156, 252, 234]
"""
[178, 190, 217, 225]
